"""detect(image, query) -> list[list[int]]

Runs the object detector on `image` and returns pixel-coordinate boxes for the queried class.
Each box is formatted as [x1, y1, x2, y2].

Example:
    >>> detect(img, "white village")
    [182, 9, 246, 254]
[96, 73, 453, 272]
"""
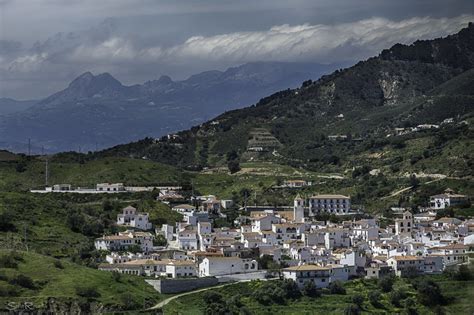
[37, 183, 470, 294]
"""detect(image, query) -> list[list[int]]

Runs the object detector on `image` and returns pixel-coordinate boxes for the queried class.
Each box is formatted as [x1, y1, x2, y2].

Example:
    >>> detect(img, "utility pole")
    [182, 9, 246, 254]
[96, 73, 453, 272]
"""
[45, 157, 49, 187]
[28, 138, 31, 156]
[191, 180, 196, 207]
[23, 224, 28, 252]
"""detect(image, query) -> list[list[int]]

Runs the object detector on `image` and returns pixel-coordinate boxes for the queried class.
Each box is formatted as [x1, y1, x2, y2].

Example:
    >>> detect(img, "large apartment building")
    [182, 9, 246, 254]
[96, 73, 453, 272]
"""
[309, 194, 351, 215]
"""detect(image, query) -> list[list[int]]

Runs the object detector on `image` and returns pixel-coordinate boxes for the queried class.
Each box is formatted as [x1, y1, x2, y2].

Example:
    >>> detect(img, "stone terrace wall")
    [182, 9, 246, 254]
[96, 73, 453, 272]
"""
[145, 277, 219, 294]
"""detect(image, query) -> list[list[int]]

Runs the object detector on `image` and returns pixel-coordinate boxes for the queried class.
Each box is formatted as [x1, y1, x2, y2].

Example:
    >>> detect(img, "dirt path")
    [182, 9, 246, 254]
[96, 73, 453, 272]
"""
[382, 178, 443, 200]
[149, 278, 278, 311]
[149, 283, 232, 310]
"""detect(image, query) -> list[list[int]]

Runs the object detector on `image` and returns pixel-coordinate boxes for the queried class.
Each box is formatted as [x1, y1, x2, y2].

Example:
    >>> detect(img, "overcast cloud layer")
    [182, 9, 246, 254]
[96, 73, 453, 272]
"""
[0, 0, 473, 99]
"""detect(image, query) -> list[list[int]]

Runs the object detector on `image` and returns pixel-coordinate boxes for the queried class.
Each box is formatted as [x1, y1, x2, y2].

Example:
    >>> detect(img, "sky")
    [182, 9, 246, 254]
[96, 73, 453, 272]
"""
[0, 0, 473, 99]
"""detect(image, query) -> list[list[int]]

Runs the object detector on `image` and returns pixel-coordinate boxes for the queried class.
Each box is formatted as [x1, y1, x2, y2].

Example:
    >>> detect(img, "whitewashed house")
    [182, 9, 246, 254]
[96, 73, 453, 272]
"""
[95, 230, 154, 252]
[177, 227, 199, 250]
[282, 264, 350, 289]
[199, 257, 258, 277]
[429, 190, 469, 209]
[387, 256, 424, 276]
[97, 183, 125, 192]
[116, 206, 152, 230]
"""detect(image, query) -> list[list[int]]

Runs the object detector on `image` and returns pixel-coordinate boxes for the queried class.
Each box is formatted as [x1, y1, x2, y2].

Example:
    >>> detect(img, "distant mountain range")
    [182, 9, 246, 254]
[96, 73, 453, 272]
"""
[0, 61, 340, 153]
[0, 98, 36, 115]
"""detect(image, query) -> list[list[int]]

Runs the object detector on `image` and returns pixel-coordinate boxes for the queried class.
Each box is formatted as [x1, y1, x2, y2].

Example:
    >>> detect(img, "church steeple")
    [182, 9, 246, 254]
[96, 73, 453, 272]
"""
[294, 195, 304, 223]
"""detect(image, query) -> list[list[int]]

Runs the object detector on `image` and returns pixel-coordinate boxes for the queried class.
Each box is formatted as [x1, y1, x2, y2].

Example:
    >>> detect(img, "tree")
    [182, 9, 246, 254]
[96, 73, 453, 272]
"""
[153, 235, 167, 247]
[0, 211, 17, 232]
[111, 271, 122, 282]
[15, 160, 27, 173]
[9, 275, 35, 289]
[352, 294, 365, 308]
[378, 275, 395, 293]
[329, 281, 346, 294]
[404, 297, 418, 315]
[119, 292, 140, 310]
[368, 290, 383, 308]
[202, 291, 229, 315]
[416, 279, 444, 306]
[75, 286, 100, 299]
[53, 259, 64, 269]
[390, 288, 407, 307]
[303, 281, 320, 298]
[344, 304, 361, 315]
[454, 265, 472, 281]
[257, 255, 279, 270]
[409, 174, 420, 189]
[227, 160, 241, 174]
[281, 279, 301, 299]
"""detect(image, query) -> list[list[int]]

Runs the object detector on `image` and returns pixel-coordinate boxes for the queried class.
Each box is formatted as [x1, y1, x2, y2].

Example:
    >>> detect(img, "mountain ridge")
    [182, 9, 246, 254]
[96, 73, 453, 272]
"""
[0, 61, 339, 153]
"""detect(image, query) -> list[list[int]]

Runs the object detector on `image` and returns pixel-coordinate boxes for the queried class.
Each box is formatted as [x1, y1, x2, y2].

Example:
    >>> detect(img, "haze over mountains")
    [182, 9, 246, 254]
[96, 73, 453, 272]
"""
[0, 61, 339, 153]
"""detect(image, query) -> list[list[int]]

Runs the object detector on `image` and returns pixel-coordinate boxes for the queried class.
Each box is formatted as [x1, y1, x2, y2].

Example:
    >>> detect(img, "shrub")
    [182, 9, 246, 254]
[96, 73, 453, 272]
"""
[390, 288, 407, 307]
[202, 291, 229, 315]
[303, 281, 320, 298]
[378, 276, 395, 293]
[404, 297, 418, 315]
[344, 304, 361, 315]
[9, 275, 35, 289]
[329, 281, 346, 295]
[227, 160, 241, 174]
[454, 265, 472, 281]
[368, 290, 383, 308]
[153, 234, 167, 246]
[352, 293, 365, 307]
[111, 271, 122, 282]
[416, 279, 444, 306]
[53, 259, 64, 269]
[0, 255, 18, 269]
[119, 292, 140, 310]
[76, 286, 101, 299]
[203, 291, 224, 305]
[0, 210, 17, 232]
[281, 279, 301, 299]
[0, 284, 20, 297]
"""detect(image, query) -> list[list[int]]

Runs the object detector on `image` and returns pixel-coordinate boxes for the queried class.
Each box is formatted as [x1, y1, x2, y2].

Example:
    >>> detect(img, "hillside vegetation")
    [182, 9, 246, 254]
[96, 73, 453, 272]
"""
[0, 250, 161, 313]
[163, 273, 474, 315]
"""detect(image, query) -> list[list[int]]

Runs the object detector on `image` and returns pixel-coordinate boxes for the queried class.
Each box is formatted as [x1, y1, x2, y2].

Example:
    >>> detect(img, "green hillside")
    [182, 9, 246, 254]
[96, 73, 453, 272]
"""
[91, 24, 474, 179]
[0, 250, 162, 313]
[0, 155, 187, 191]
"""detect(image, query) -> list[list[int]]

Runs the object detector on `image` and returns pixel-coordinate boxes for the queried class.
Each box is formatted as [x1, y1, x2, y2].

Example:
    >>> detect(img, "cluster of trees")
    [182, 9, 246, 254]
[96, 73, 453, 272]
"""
[254, 279, 302, 305]
[201, 279, 327, 314]
[0, 208, 17, 232]
[202, 291, 251, 315]
[226, 150, 241, 174]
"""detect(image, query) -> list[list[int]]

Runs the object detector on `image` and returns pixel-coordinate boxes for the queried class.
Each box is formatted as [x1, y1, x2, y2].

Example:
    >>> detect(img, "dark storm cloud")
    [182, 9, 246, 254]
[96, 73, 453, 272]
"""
[0, 0, 473, 99]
